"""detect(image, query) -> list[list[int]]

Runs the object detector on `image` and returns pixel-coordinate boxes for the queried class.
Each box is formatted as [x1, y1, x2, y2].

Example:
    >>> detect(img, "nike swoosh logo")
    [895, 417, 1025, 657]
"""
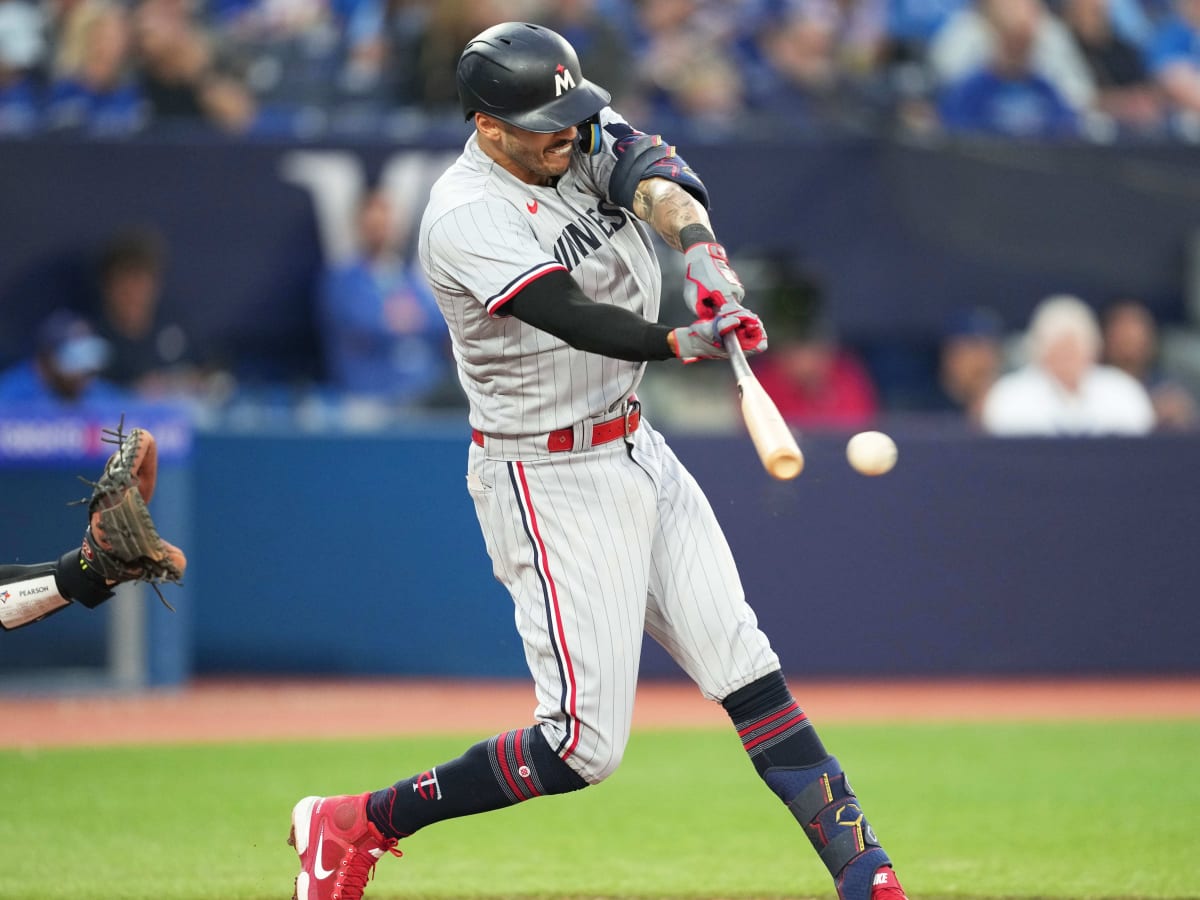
[313, 825, 335, 880]
[527, 199, 538, 214]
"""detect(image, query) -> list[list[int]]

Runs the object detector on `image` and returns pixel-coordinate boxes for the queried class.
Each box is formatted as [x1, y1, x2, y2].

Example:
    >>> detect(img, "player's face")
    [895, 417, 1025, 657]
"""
[490, 120, 578, 186]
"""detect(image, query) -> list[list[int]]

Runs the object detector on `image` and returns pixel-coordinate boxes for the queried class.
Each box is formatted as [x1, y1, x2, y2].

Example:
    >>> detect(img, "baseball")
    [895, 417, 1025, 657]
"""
[846, 431, 897, 476]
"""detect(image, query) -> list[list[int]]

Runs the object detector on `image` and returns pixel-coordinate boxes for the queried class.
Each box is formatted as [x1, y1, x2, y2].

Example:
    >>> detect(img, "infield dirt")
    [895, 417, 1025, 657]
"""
[1, 675, 1197, 748]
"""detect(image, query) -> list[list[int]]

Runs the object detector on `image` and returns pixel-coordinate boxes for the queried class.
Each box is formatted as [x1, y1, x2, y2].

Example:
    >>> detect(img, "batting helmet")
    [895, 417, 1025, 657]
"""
[457, 22, 611, 133]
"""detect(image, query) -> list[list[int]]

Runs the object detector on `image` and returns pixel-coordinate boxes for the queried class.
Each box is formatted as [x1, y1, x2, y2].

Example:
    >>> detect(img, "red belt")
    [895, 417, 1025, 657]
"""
[472, 402, 640, 452]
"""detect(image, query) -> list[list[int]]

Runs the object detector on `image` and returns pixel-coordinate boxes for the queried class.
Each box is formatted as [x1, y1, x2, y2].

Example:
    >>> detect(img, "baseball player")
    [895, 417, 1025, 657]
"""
[289, 22, 910, 900]
[0, 424, 186, 632]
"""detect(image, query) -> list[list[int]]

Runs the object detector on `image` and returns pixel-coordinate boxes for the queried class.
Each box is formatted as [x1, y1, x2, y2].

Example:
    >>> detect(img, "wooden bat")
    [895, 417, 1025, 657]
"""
[723, 334, 804, 480]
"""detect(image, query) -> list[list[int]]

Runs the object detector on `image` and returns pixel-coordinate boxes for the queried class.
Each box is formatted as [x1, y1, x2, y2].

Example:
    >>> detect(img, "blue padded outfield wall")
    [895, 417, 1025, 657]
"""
[2, 420, 1199, 680]
[186, 425, 1199, 679]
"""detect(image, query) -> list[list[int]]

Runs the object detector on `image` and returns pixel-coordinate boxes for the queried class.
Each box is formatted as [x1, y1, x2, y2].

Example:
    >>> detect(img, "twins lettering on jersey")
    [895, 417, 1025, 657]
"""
[549, 200, 627, 271]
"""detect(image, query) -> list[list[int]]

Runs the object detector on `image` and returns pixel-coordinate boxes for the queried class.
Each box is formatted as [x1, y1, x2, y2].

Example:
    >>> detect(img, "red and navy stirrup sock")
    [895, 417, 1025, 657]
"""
[365, 725, 586, 840]
[722, 669, 827, 773]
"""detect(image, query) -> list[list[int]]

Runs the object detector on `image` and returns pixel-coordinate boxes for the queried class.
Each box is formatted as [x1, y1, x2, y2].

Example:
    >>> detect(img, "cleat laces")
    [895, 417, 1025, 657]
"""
[335, 842, 401, 900]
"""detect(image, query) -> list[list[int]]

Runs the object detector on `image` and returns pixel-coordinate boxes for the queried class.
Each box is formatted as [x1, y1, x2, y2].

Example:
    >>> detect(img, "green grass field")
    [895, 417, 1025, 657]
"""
[1, 721, 1196, 900]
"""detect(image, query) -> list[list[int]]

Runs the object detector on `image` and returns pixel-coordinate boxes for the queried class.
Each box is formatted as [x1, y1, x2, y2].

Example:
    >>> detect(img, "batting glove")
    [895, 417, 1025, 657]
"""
[671, 308, 768, 363]
[683, 241, 745, 320]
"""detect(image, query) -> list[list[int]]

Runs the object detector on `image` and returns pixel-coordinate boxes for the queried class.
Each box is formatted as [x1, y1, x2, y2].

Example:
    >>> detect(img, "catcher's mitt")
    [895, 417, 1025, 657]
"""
[78, 422, 187, 598]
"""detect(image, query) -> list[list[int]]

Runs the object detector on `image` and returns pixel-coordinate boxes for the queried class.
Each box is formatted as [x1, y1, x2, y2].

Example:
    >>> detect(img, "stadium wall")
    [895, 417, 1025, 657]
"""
[2, 421, 1198, 680]
[184, 426, 1200, 679]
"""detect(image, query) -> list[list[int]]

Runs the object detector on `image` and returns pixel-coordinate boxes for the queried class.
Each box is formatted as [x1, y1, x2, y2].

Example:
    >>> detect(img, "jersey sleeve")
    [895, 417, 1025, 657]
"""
[424, 199, 567, 317]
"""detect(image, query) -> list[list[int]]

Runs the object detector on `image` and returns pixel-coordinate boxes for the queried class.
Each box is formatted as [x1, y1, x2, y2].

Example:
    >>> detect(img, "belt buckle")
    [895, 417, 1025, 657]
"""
[623, 399, 641, 437]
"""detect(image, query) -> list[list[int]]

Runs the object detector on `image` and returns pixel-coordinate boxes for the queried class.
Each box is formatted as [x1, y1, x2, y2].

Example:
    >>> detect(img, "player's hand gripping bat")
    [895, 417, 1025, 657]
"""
[723, 334, 804, 480]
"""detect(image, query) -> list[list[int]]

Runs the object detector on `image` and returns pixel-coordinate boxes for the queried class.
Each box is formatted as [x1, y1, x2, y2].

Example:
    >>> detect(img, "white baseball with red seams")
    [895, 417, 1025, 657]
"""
[419, 107, 780, 784]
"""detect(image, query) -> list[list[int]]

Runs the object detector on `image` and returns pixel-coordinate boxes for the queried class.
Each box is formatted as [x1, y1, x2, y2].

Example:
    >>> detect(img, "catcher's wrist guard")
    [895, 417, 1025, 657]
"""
[0, 563, 73, 630]
[56, 548, 115, 609]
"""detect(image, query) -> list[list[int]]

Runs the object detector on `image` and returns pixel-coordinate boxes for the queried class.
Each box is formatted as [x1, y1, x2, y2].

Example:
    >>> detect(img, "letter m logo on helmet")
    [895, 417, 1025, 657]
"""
[554, 64, 576, 97]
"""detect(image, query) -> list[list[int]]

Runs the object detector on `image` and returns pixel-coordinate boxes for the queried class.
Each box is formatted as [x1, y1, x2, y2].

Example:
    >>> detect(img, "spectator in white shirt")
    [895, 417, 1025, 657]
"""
[982, 293, 1156, 435]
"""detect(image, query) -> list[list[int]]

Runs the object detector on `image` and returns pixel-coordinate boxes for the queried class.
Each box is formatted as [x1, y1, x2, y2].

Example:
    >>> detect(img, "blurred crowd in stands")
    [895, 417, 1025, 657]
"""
[4, 0, 1200, 140]
[4, 216, 1197, 436]
[4, 0, 1200, 435]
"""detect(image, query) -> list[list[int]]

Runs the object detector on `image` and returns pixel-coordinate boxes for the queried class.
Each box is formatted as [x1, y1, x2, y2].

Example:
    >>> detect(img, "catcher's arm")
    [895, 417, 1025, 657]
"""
[0, 552, 113, 631]
[0, 423, 187, 632]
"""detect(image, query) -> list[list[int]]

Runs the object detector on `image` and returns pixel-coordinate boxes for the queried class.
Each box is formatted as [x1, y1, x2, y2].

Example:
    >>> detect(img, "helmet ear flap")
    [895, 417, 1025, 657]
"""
[576, 113, 602, 155]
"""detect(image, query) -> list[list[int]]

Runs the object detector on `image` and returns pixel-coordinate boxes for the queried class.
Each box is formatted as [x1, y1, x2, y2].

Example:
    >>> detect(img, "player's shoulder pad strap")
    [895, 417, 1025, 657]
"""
[608, 131, 710, 213]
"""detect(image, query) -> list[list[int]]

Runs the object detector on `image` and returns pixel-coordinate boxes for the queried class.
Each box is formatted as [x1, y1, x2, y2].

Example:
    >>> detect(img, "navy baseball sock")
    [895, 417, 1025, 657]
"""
[365, 725, 587, 840]
[723, 672, 894, 900]
[722, 670, 827, 773]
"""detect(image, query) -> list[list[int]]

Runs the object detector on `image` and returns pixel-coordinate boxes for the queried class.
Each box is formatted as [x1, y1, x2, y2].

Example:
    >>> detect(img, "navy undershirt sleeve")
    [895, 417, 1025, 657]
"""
[505, 270, 675, 362]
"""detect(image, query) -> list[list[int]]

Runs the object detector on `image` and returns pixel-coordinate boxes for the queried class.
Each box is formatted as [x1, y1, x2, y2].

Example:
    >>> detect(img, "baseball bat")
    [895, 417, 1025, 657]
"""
[723, 334, 804, 480]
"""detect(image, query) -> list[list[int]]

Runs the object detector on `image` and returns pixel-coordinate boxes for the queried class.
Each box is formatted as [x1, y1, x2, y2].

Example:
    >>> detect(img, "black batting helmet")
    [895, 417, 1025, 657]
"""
[457, 22, 611, 133]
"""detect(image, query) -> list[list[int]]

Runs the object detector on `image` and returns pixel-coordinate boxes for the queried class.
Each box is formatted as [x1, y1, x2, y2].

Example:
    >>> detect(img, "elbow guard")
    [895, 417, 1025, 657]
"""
[609, 133, 710, 212]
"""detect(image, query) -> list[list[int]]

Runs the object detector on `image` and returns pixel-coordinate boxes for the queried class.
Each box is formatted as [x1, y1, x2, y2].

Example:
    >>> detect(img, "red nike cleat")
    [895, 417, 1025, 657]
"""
[870, 865, 909, 900]
[288, 793, 401, 900]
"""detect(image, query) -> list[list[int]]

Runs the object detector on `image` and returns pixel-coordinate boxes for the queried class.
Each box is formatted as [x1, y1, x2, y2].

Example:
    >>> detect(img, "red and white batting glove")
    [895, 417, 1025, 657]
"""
[670, 308, 768, 363]
[683, 241, 745, 320]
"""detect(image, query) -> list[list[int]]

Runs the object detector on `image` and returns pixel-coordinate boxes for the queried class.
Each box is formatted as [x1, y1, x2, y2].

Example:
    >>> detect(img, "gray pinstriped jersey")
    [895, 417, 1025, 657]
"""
[418, 107, 662, 436]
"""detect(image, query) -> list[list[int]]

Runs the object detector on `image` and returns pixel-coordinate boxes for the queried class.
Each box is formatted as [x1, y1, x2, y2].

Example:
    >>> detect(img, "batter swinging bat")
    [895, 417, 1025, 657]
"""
[724, 334, 804, 480]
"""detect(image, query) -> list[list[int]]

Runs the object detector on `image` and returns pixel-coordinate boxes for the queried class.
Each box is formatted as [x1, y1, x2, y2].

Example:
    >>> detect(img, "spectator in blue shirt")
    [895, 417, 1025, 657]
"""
[0, 311, 128, 407]
[938, 0, 1079, 135]
[45, 1, 145, 136]
[736, 0, 890, 132]
[1144, 0, 1200, 117]
[0, 64, 39, 134]
[317, 187, 451, 409]
[0, 0, 45, 135]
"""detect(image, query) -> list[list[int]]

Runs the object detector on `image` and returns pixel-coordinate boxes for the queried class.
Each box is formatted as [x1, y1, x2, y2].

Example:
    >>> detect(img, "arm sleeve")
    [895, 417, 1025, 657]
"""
[506, 270, 675, 362]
